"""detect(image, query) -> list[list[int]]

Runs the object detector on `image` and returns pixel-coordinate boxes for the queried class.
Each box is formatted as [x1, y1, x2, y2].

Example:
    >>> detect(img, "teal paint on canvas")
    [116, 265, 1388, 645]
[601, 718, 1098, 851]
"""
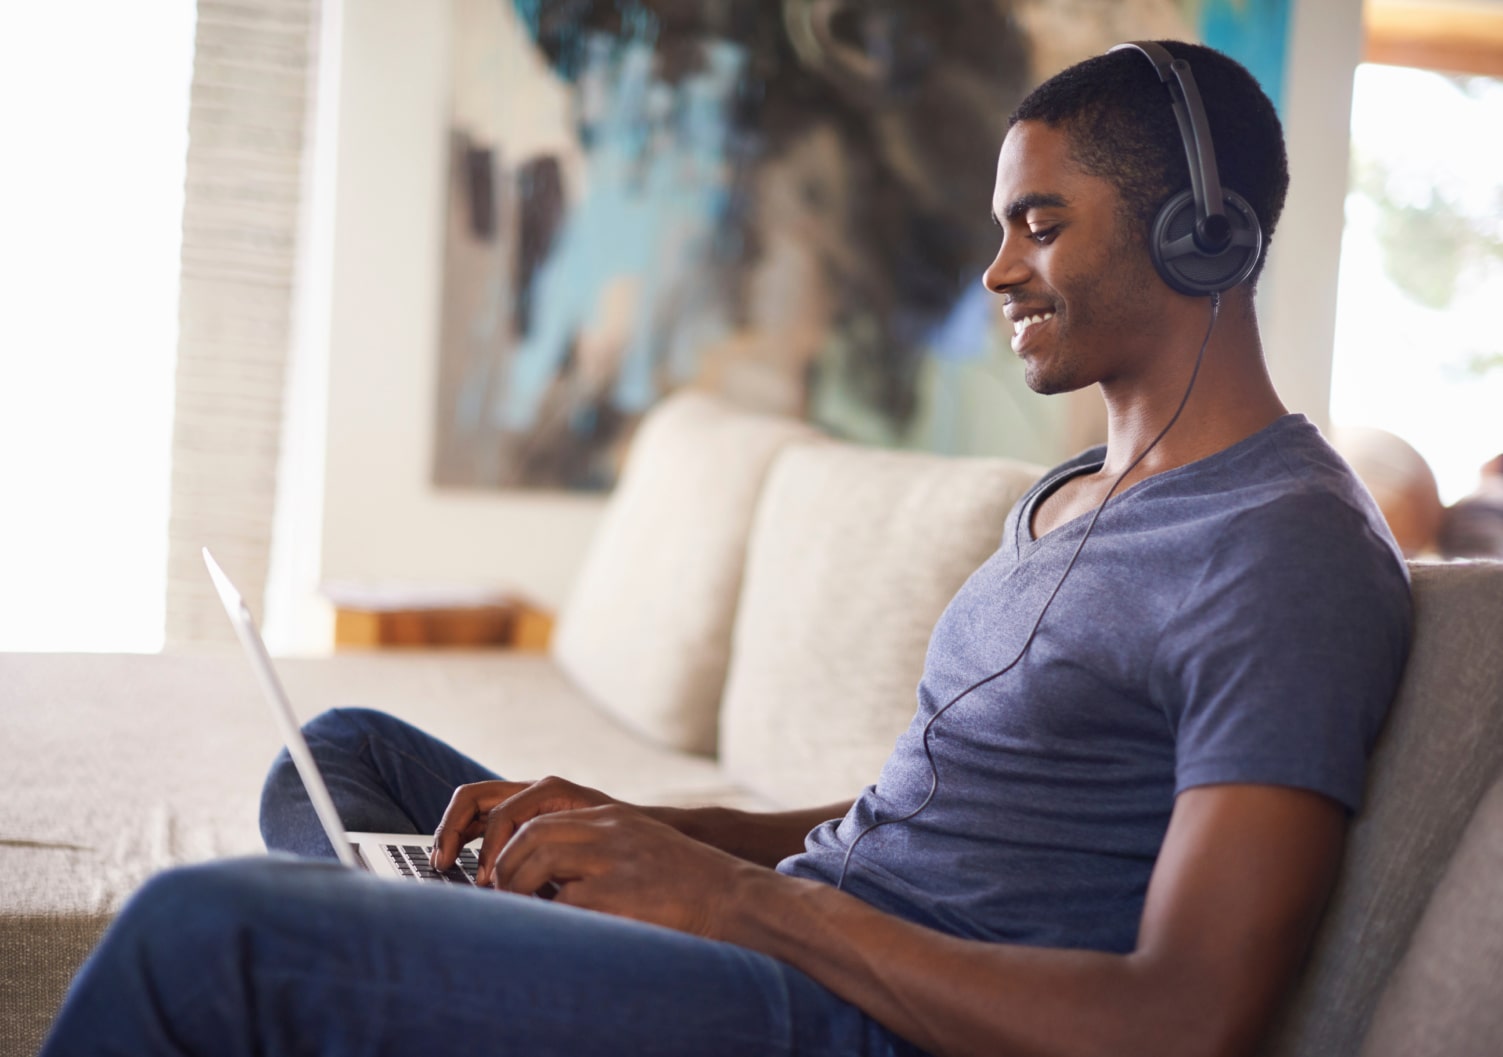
[1195, 0, 1292, 114]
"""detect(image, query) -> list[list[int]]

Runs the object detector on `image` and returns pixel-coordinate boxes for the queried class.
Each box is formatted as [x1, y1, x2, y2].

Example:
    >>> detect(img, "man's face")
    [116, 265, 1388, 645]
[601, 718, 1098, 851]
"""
[983, 120, 1165, 395]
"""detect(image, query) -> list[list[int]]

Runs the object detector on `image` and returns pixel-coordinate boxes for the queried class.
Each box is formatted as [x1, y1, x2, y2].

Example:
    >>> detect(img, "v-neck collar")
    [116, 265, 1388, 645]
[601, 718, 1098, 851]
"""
[1012, 413, 1312, 558]
[1016, 457, 1104, 556]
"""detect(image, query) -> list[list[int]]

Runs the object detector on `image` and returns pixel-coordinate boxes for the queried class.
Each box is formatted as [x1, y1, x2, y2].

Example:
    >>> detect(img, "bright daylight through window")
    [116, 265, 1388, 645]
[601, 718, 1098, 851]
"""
[0, 3, 195, 651]
[1330, 63, 1503, 509]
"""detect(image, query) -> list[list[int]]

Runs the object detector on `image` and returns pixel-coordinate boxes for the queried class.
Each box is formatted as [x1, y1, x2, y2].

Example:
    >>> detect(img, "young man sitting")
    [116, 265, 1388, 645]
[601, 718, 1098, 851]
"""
[42, 41, 1410, 1057]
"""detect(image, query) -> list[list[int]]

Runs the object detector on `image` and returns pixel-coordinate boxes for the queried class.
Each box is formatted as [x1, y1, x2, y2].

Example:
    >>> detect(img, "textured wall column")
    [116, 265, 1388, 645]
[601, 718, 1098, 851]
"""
[166, 0, 319, 645]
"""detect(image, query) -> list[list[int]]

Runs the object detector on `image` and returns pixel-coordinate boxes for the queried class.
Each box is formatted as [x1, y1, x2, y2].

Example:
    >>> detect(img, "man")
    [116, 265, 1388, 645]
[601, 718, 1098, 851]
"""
[42, 41, 1410, 1057]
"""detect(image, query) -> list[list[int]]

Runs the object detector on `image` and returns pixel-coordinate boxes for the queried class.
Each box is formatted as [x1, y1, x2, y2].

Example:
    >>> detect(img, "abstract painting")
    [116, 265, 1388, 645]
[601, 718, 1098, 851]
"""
[432, 0, 1286, 490]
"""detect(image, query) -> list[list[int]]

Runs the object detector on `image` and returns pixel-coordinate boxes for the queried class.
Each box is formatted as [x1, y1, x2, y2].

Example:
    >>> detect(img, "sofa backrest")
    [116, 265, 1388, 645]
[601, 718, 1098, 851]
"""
[1260, 561, 1503, 1057]
[1357, 771, 1503, 1057]
[551, 392, 817, 756]
[718, 438, 1044, 806]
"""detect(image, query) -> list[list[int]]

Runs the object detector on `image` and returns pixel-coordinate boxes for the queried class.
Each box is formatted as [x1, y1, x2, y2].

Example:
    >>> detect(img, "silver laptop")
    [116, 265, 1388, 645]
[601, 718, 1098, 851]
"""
[203, 547, 480, 885]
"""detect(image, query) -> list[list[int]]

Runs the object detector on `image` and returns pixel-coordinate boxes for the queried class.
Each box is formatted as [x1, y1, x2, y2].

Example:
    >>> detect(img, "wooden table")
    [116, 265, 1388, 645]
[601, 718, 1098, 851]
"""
[323, 583, 554, 651]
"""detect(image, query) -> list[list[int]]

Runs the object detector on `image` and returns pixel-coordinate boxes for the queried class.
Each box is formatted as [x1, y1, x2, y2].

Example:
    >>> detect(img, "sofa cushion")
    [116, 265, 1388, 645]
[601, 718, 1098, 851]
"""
[1258, 560, 1503, 1057]
[0, 650, 770, 1057]
[551, 392, 816, 756]
[1357, 773, 1503, 1057]
[719, 441, 1044, 807]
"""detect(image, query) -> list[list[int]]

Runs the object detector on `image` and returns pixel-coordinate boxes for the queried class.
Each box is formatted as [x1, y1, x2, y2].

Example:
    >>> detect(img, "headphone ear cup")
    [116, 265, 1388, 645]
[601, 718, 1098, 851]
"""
[1149, 188, 1264, 296]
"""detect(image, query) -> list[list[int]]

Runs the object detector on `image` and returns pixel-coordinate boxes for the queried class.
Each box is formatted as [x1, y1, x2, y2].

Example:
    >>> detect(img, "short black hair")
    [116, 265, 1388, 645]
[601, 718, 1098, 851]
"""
[1009, 41, 1289, 284]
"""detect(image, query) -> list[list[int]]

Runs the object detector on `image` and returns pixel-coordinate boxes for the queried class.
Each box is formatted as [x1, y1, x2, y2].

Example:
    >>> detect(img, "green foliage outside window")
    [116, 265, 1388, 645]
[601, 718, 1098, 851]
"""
[1349, 75, 1503, 380]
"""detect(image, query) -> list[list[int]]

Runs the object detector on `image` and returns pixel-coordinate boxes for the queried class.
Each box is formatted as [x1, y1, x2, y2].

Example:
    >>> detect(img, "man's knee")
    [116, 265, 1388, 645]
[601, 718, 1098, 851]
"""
[261, 707, 380, 797]
[258, 709, 360, 851]
[259, 707, 416, 853]
[305, 705, 395, 748]
[107, 859, 288, 967]
[74, 858, 348, 1048]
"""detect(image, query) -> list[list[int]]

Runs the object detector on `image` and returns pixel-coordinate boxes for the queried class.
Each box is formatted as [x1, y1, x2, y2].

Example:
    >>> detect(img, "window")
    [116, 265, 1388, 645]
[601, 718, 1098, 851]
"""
[0, 3, 196, 650]
[1330, 61, 1503, 506]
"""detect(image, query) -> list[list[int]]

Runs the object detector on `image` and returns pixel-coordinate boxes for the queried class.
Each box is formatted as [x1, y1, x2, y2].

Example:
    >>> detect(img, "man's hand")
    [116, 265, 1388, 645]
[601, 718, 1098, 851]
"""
[429, 775, 619, 876]
[489, 802, 756, 936]
[431, 775, 759, 935]
[434, 777, 851, 881]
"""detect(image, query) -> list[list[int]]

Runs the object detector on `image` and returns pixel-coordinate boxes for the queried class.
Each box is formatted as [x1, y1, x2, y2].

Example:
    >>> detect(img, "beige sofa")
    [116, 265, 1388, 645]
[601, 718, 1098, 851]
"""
[3, 393, 1501, 1057]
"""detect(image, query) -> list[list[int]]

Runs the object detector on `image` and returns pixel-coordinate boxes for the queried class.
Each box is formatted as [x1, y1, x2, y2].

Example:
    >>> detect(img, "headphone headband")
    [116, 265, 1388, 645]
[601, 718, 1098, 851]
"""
[1109, 41, 1230, 252]
[1107, 40, 1262, 295]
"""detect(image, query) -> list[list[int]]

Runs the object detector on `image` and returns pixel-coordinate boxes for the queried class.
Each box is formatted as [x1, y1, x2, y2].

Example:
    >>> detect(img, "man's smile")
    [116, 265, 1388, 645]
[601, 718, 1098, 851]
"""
[1009, 309, 1056, 352]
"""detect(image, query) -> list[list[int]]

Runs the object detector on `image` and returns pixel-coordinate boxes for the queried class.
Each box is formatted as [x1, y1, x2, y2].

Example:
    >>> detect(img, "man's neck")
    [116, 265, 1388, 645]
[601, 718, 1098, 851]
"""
[1096, 292, 1286, 482]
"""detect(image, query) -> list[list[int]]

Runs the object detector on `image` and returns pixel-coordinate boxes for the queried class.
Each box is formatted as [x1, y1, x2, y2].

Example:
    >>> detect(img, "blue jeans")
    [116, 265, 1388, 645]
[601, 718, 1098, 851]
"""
[41, 708, 923, 1057]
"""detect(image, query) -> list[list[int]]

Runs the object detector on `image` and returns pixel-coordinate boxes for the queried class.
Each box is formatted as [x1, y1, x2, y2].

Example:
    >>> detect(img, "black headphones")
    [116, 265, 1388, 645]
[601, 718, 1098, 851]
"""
[1109, 41, 1263, 296]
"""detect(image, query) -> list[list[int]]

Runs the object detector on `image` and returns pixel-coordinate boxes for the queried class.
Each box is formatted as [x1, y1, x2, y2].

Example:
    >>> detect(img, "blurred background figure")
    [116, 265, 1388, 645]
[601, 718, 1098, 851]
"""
[1437, 454, 1503, 560]
[1333, 426, 1445, 558]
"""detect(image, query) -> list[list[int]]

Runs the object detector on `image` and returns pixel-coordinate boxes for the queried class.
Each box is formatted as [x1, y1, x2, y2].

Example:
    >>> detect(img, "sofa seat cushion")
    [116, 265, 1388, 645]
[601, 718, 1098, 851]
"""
[0, 650, 766, 1057]
[551, 392, 817, 756]
[719, 441, 1044, 807]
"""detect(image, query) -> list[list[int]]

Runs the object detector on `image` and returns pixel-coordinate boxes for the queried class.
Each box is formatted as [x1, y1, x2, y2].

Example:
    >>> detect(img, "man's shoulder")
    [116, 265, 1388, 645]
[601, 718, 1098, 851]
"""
[1138, 415, 1402, 559]
[1107, 417, 1412, 639]
[1221, 417, 1406, 572]
[1171, 470, 1412, 649]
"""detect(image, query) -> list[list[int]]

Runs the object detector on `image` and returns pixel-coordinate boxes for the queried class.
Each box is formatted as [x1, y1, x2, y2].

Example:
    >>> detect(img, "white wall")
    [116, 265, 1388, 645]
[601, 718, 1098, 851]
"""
[1260, 0, 1364, 428]
[316, 0, 1362, 611]
[320, 1, 603, 610]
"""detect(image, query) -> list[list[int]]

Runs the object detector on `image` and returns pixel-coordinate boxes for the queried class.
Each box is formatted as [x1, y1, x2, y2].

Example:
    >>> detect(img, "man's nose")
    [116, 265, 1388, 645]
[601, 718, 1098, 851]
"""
[982, 239, 1029, 293]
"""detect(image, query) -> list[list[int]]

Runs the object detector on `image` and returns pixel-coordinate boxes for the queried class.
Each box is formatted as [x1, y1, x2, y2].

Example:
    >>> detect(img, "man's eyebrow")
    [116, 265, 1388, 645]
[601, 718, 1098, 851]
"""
[996, 192, 1070, 223]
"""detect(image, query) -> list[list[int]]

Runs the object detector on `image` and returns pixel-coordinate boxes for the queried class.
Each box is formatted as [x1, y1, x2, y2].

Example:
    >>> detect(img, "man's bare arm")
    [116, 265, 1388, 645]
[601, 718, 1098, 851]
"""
[642, 801, 852, 866]
[490, 782, 1345, 1057]
[718, 784, 1345, 1057]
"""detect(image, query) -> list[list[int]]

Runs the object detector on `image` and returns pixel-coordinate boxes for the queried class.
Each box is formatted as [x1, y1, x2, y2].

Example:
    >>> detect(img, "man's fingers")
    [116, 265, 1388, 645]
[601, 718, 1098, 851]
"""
[492, 843, 579, 897]
[430, 787, 475, 869]
[430, 780, 530, 869]
[475, 793, 538, 879]
[479, 810, 609, 887]
[486, 815, 607, 893]
[473, 779, 605, 878]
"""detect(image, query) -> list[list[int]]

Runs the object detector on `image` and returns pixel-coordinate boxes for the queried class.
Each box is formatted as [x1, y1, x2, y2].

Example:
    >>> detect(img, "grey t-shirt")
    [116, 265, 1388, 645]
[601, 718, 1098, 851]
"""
[778, 414, 1412, 953]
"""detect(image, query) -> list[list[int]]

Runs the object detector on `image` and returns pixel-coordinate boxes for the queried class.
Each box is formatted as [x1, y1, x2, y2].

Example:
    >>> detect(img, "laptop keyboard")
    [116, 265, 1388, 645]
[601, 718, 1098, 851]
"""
[383, 844, 479, 885]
